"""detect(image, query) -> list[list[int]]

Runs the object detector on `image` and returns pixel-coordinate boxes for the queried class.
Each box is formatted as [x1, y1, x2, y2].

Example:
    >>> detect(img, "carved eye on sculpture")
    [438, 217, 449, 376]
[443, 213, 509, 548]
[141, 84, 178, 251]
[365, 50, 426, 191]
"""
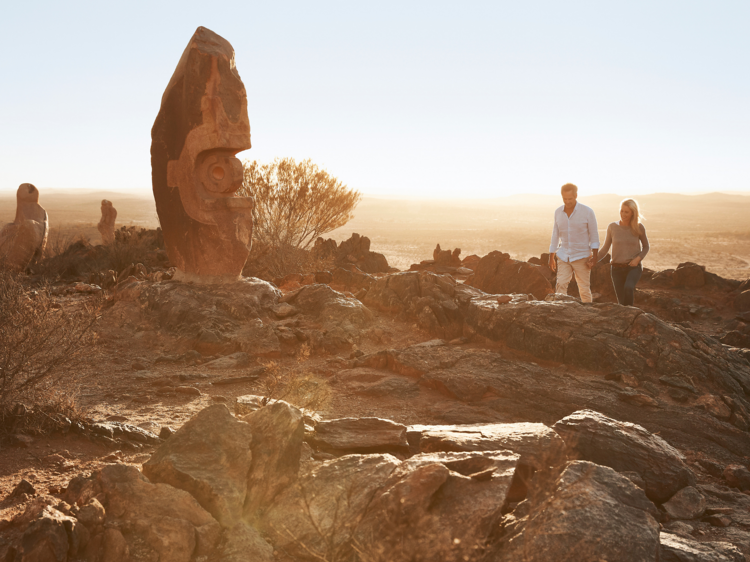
[197, 151, 244, 195]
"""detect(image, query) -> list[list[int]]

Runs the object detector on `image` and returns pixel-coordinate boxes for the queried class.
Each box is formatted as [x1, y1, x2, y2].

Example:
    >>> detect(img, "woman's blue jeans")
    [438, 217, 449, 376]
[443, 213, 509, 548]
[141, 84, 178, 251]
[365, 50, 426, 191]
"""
[610, 263, 642, 306]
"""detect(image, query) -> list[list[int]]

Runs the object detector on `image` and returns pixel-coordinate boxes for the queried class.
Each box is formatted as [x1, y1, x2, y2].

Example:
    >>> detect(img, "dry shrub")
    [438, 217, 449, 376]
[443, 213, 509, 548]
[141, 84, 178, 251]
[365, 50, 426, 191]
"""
[0, 269, 99, 435]
[239, 158, 360, 280]
[242, 241, 335, 281]
[33, 226, 165, 280]
[256, 347, 330, 413]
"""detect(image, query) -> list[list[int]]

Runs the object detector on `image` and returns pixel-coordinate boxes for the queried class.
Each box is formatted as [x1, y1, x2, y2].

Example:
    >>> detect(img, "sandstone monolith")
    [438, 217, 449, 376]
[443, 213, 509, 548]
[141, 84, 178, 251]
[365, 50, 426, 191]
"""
[0, 183, 48, 270]
[151, 26, 254, 282]
[97, 199, 117, 245]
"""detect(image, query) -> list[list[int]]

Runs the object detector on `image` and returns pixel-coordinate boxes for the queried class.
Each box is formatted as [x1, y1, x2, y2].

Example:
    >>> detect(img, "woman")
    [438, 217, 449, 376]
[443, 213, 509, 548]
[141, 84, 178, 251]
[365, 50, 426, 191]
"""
[598, 199, 650, 306]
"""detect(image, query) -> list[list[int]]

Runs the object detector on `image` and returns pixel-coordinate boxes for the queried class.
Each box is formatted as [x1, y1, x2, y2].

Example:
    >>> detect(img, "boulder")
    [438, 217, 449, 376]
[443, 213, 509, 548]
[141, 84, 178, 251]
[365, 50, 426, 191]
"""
[660, 532, 744, 562]
[465, 251, 554, 300]
[97, 464, 222, 562]
[353, 450, 520, 562]
[142, 404, 253, 527]
[674, 262, 706, 289]
[433, 243, 462, 266]
[12, 505, 85, 562]
[410, 422, 566, 470]
[151, 26, 254, 281]
[496, 461, 660, 562]
[723, 464, 750, 491]
[0, 183, 48, 271]
[261, 454, 400, 560]
[239, 401, 305, 520]
[663, 486, 706, 520]
[553, 410, 695, 502]
[310, 417, 409, 454]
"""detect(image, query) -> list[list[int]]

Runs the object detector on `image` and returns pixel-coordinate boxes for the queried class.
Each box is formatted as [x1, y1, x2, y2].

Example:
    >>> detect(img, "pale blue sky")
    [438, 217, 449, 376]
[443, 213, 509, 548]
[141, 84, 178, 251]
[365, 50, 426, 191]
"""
[1, 1, 748, 197]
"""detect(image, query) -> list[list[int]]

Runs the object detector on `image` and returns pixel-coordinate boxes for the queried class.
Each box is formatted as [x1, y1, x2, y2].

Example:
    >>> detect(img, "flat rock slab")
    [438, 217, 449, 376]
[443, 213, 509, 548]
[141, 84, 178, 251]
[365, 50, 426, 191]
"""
[142, 404, 253, 527]
[497, 461, 660, 562]
[660, 532, 744, 562]
[409, 422, 565, 470]
[553, 409, 696, 503]
[332, 367, 421, 398]
[310, 417, 409, 453]
[203, 352, 251, 370]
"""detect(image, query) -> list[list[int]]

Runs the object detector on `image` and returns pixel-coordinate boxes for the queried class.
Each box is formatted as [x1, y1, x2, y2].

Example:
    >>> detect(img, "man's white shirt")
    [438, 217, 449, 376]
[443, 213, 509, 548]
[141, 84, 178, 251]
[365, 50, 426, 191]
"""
[549, 202, 600, 262]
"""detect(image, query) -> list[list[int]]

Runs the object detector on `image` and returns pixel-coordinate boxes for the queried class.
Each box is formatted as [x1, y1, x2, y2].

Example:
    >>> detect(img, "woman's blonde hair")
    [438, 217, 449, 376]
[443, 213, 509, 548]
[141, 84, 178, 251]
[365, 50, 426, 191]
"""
[620, 198, 644, 236]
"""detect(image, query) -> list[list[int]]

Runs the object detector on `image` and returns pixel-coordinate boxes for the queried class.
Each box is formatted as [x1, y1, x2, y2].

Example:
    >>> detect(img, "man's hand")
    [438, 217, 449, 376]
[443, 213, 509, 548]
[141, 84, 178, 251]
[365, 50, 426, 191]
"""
[586, 249, 599, 269]
[549, 253, 556, 272]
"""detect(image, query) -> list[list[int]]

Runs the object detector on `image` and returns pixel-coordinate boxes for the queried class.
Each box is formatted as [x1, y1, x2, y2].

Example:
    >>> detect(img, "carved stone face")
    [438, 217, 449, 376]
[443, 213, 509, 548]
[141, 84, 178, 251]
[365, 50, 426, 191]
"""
[151, 27, 254, 280]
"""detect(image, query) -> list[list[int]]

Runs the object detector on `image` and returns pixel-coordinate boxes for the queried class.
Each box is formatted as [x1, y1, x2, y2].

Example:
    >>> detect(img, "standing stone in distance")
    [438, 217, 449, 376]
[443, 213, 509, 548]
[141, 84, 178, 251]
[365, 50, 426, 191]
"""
[0, 183, 48, 270]
[151, 26, 254, 282]
[98, 199, 117, 245]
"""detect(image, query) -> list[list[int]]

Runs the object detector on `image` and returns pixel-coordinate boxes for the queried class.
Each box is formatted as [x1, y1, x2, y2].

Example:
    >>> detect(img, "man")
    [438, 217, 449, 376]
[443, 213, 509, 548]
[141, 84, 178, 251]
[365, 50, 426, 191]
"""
[548, 183, 599, 303]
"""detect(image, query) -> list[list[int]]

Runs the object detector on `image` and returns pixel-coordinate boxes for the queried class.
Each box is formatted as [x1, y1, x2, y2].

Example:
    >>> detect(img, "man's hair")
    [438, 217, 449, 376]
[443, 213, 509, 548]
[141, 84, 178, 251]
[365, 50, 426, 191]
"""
[561, 183, 578, 196]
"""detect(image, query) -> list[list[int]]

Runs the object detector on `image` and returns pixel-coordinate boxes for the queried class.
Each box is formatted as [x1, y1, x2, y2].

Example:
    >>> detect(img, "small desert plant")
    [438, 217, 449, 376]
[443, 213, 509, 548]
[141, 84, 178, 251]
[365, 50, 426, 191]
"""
[239, 157, 360, 279]
[255, 352, 330, 413]
[0, 269, 99, 435]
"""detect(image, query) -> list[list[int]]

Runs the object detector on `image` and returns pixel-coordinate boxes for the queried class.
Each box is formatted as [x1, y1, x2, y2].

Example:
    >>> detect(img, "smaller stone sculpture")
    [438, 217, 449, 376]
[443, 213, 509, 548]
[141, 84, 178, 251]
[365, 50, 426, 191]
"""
[97, 199, 117, 245]
[0, 183, 48, 271]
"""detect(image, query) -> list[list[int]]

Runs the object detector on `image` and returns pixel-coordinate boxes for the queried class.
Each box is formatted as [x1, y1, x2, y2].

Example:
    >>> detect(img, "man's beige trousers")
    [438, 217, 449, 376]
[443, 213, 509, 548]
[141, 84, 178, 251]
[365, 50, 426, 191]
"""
[556, 257, 592, 303]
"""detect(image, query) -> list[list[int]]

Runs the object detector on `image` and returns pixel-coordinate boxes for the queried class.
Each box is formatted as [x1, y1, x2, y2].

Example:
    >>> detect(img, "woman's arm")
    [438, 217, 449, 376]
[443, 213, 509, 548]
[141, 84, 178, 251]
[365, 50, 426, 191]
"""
[597, 224, 613, 263]
[628, 224, 650, 266]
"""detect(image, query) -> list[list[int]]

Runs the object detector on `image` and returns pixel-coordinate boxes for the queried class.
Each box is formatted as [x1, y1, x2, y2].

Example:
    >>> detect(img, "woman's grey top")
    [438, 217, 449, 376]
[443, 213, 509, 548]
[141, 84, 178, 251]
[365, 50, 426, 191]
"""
[598, 222, 650, 264]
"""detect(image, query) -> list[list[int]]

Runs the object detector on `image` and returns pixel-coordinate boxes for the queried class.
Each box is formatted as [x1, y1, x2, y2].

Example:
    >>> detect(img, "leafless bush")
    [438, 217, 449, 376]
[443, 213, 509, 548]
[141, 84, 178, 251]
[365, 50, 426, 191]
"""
[0, 269, 99, 434]
[239, 158, 360, 279]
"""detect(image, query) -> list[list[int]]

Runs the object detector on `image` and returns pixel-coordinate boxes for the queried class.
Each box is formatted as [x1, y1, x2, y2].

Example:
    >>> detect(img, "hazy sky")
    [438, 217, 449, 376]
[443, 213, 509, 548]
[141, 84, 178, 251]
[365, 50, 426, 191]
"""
[1, 1, 748, 198]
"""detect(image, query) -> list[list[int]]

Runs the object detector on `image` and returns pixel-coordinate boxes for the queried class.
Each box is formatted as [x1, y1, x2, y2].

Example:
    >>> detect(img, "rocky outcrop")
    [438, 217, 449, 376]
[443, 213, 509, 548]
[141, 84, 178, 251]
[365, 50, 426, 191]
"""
[312, 233, 390, 273]
[151, 27, 254, 282]
[353, 341, 750, 462]
[409, 244, 474, 276]
[553, 410, 696, 502]
[464, 297, 750, 406]
[466, 251, 554, 300]
[0, 183, 48, 271]
[364, 271, 483, 339]
[142, 404, 254, 527]
[496, 461, 661, 562]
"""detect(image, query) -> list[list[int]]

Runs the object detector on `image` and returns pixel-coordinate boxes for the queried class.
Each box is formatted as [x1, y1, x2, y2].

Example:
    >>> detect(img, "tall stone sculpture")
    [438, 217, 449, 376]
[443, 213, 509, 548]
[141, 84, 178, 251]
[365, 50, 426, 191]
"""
[98, 199, 117, 245]
[151, 26, 254, 282]
[0, 183, 48, 271]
